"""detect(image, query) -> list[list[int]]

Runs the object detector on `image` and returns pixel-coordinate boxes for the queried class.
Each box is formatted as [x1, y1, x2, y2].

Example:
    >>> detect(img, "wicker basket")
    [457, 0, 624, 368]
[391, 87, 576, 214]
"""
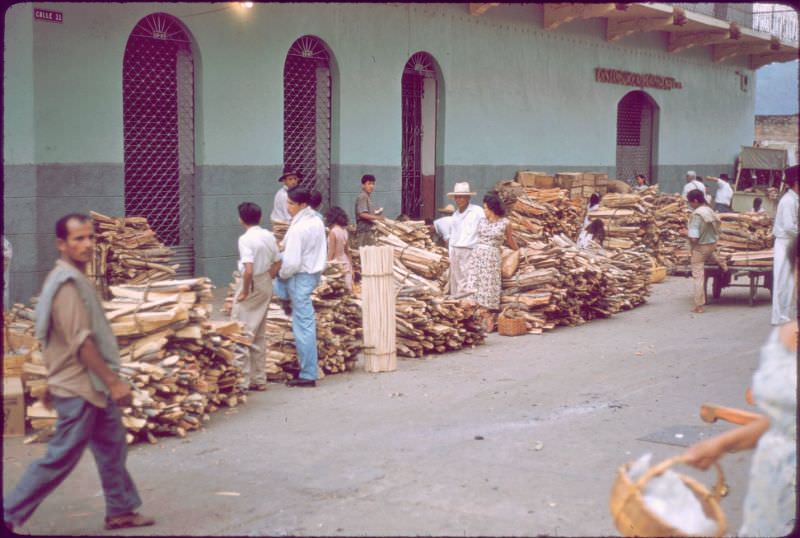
[609, 456, 727, 537]
[497, 308, 527, 337]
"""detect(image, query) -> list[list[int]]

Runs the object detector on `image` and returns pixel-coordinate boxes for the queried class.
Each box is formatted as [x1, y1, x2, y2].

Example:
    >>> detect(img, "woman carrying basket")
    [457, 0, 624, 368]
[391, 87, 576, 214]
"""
[463, 192, 518, 333]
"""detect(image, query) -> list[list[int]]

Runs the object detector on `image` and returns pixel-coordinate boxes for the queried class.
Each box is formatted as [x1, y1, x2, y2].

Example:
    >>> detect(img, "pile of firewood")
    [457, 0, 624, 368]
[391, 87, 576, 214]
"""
[9, 278, 250, 444]
[88, 212, 177, 297]
[263, 264, 362, 380]
[495, 182, 584, 244]
[648, 190, 691, 269]
[588, 193, 659, 253]
[718, 212, 774, 264]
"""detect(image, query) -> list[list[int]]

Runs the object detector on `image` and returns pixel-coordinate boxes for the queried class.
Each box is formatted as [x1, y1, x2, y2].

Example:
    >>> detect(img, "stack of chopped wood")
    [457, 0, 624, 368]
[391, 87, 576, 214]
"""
[395, 285, 485, 357]
[587, 193, 659, 253]
[718, 212, 774, 265]
[89, 212, 178, 297]
[13, 278, 250, 444]
[647, 190, 691, 269]
[263, 264, 363, 381]
[371, 218, 449, 281]
[494, 182, 584, 245]
[500, 235, 652, 333]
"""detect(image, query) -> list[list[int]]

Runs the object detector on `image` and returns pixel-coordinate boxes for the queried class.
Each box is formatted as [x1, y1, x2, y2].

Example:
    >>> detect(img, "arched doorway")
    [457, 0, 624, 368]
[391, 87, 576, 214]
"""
[402, 52, 440, 221]
[123, 13, 196, 277]
[283, 36, 333, 209]
[615, 91, 658, 184]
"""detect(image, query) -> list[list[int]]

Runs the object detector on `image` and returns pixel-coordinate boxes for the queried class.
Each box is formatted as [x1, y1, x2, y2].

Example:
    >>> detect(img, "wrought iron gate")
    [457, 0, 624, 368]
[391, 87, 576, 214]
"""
[123, 13, 195, 276]
[284, 36, 331, 209]
[615, 91, 655, 184]
[401, 53, 436, 219]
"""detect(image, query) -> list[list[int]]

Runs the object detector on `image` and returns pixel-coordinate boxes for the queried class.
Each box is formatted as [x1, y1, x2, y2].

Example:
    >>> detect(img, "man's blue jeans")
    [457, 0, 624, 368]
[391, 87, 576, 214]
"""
[3, 396, 142, 527]
[273, 272, 321, 380]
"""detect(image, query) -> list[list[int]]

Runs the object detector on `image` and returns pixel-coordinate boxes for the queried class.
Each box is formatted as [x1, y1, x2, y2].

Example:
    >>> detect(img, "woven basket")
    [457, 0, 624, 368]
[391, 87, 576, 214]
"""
[497, 308, 527, 337]
[609, 456, 727, 537]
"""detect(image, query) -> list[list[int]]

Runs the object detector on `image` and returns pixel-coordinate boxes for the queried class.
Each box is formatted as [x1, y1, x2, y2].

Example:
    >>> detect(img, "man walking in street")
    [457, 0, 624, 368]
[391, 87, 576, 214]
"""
[355, 174, 383, 247]
[682, 171, 707, 201]
[706, 173, 734, 213]
[3, 214, 154, 533]
[270, 170, 301, 224]
[274, 189, 327, 387]
[771, 172, 798, 325]
[446, 182, 484, 297]
[687, 190, 728, 313]
[233, 202, 281, 392]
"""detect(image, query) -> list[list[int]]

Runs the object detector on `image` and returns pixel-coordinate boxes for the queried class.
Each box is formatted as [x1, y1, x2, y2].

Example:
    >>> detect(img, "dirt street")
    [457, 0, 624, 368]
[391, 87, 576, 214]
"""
[3, 277, 773, 536]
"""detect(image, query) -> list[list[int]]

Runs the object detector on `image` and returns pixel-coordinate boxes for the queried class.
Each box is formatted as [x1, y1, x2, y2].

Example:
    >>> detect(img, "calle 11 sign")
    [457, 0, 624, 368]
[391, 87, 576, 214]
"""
[34, 8, 63, 23]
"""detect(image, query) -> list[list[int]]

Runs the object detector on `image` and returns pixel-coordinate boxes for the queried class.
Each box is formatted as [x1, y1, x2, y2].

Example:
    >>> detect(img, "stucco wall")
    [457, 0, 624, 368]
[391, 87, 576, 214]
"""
[4, 2, 757, 301]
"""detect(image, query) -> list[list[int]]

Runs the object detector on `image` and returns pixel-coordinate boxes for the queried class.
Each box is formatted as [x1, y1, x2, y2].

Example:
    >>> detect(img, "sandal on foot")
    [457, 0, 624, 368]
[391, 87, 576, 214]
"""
[105, 512, 155, 530]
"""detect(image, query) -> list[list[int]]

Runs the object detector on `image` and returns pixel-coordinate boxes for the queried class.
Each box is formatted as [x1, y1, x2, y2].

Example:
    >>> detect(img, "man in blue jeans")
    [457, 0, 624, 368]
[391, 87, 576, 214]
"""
[4, 214, 154, 532]
[273, 188, 327, 387]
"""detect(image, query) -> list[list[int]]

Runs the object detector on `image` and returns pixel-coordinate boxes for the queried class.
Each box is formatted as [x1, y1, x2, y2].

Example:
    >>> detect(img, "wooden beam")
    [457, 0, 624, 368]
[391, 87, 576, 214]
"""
[667, 30, 733, 53]
[469, 3, 499, 17]
[606, 6, 689, 41]
[543, 3, 617, 30]
[713, 36, 784, 63]
[749, 49, 799, 70]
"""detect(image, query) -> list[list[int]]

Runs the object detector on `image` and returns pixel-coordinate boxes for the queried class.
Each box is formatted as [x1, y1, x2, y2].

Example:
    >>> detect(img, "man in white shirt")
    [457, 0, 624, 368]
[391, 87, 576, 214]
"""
[705, 173, 734, 213]
[432, 204, 455, 247]
[446, 182, 484, 297]
[273, 188, 327, 387]
[771, 174, 799, 325]
[270, 171, 301, 224]
[681, 171, 707, 202]
[233, 202, 281, 392]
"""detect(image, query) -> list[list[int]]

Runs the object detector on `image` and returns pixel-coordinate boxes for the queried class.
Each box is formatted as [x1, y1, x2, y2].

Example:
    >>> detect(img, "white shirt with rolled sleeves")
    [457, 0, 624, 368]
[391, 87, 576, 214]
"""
[448, 204, 484, 250]
[279, 207, 327, 279]
[434, 216, 453, 242]
[270, 186, 291, 223]
[711, 178, 734, 206]
[237, 226, 280, 276]
[681, 179, 707, 201]
[773, 189, 798, 240]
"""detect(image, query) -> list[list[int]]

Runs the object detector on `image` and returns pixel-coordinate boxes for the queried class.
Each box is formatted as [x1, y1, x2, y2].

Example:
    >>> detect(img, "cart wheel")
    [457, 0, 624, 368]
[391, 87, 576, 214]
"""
[712, 275, 722, 300]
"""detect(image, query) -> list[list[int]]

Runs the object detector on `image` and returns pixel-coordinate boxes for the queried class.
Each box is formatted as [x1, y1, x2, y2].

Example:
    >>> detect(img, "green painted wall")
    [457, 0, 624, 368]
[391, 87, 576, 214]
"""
[4, 3, 35, 164]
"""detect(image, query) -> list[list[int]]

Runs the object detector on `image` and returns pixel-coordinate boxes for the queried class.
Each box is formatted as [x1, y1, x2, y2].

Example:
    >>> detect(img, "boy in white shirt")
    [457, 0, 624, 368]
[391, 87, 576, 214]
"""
[233, 202, 281, 391]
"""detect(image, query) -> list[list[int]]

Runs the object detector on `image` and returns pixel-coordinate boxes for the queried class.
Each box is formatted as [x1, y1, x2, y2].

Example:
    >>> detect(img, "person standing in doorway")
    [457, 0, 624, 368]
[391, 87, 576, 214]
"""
[232, 202, 281, 392]
[325, 206, 354, 291]
[3, 214, 154, 533]
[706, 173, 734, 213]
[354, 174, 384, 247]
[273, 189, 327, 387]
[446, 182, 484, 297]
[270, 170, 301, 224]
[681, 171, 707, 201]
[687, 189, 728, 313]
[771, 173, 798, 325]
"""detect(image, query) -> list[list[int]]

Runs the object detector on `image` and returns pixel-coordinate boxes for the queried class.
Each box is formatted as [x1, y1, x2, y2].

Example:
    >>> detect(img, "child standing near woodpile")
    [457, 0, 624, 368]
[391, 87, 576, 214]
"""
[325, 206, 354, 291]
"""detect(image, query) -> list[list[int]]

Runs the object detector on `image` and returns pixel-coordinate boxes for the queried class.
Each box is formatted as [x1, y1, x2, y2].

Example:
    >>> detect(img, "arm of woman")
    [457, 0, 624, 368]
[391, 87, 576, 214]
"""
[682, 414, 770, 470]
[505, 222, 519, 250]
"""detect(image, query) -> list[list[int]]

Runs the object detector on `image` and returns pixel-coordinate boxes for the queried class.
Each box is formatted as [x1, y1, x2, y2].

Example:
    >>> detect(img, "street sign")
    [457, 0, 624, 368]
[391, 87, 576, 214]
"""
[34, 8, 63, 24]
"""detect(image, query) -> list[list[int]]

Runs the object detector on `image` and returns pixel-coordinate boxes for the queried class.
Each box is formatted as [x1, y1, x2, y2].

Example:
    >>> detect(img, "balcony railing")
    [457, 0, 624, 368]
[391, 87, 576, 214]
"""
[670, 3, 798, 43]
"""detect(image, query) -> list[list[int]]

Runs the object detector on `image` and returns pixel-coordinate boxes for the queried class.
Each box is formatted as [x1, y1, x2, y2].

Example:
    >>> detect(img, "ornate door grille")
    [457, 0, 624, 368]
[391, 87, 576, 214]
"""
[615, 92, 654, 183]
[401, 53, 436, 219]
[284, 36, 331, 209]
[123, 14, 195, 276]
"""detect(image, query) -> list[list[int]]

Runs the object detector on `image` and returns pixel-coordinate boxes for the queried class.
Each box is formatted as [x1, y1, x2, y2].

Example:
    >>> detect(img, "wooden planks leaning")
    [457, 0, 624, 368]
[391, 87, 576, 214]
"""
[360, 246, 397, 372]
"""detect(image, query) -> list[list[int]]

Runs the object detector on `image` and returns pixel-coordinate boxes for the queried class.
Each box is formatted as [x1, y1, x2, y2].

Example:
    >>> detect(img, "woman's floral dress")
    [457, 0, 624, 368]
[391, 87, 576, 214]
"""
[464, 217, 507, 311]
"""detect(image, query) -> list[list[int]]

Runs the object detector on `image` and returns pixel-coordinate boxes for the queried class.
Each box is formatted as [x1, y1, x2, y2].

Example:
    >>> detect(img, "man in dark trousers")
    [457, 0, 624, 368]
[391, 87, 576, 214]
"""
[3, 214, 154, 533]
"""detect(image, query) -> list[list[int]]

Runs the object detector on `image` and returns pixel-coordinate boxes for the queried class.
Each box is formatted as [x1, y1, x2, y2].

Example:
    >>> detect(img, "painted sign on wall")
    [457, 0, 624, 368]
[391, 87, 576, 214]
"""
[34, 8, 63, 23]
[595, 68, 682, 90]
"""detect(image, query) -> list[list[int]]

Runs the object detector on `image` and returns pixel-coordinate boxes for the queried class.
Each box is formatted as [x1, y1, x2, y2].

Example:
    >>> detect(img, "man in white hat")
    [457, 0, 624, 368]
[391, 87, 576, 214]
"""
[446, 182, 483, 296]
[681, 171, 707, 202]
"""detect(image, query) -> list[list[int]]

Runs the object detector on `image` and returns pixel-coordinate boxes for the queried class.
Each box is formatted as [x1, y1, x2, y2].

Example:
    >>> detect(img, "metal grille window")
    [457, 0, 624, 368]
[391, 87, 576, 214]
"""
[284, 36, 332, 209]
[123, 13, 195, 275]
[616, 91, 656, 183]
[401, 53, 436, 219]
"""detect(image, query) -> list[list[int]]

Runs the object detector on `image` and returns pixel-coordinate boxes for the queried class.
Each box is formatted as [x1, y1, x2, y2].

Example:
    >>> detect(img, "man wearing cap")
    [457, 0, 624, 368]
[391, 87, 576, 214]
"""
[681, 171, 707, 202]
[705, 173, 734, 213]
[270, 171, 301, 224]
[446, 182, 483, 297]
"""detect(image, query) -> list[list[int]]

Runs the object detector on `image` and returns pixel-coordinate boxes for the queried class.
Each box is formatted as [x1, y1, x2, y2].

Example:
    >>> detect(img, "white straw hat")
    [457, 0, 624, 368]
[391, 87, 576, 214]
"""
[447, 182, 476, 198]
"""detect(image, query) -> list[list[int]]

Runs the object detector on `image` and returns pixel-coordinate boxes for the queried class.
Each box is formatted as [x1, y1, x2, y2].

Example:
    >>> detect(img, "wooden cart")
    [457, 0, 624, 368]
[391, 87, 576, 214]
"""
[704, 265, 773, 306]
